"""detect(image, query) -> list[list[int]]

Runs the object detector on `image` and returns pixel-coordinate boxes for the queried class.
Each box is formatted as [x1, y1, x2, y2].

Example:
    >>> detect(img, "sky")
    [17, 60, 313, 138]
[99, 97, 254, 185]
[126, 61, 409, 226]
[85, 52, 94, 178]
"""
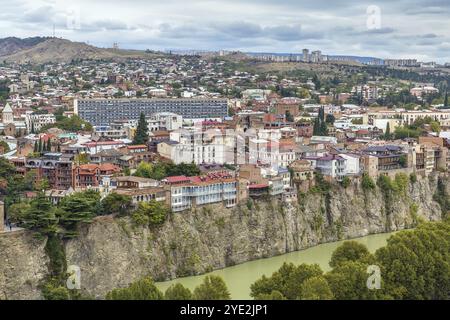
[1, 0, 450, 62]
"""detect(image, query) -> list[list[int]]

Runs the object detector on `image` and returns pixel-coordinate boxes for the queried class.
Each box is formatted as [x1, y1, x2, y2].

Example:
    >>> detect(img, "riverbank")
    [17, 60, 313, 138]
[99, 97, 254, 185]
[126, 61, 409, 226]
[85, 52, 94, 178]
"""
[155, 232, 397, 299]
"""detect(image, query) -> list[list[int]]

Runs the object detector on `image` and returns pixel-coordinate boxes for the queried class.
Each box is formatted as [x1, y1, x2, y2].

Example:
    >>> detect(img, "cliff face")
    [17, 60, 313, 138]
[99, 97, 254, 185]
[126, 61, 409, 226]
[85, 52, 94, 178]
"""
[0, 231, 49, 300]
[0, 174, 446, 299]
[64, 175, 444, 298]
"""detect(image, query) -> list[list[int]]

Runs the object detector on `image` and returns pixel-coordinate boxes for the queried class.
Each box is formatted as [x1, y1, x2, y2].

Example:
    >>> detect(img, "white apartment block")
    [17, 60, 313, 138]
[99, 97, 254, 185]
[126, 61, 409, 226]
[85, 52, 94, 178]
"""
[25, 113, 56, 132]
[147, 112, 182, 132]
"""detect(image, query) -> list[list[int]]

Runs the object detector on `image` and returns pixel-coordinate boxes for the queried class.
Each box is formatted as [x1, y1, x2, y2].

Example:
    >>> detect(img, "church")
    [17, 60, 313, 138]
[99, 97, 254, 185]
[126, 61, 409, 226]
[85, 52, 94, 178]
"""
[0, 103, 27, 137]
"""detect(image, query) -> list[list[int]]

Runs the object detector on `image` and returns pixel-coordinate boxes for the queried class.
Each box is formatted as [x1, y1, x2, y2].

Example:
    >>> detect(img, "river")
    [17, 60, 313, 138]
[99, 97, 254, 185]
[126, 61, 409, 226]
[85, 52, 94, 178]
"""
[155, 232, 396, 299]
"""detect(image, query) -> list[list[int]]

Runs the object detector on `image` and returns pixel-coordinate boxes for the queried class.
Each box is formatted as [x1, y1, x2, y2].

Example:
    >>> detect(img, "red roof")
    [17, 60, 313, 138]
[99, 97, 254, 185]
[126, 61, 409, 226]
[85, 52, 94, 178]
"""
[165, 175, 190, 183]
[248, 184, 269, 189]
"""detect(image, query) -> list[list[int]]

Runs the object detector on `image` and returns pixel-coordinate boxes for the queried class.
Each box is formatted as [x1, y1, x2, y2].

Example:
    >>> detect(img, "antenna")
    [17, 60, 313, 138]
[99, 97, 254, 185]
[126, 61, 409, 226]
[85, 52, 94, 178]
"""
[52, 24, 55, 38]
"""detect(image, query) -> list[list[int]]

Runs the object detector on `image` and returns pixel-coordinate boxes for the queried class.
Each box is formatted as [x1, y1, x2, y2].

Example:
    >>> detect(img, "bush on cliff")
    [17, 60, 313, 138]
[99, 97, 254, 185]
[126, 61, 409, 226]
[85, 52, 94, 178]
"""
[131, 200, 169, 227]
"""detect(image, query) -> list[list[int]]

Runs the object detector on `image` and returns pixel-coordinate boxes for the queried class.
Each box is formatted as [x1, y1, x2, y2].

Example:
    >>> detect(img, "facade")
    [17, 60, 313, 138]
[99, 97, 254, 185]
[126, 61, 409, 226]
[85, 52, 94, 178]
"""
[72, 163, 121, 189]
[25, 154, 73, 190]
[25, 113, 56, 132]
[316, 154, 346, 181]
[147, 112, 182, 132]
[163, 173, 238, 212]
[74, 98, 228, 126]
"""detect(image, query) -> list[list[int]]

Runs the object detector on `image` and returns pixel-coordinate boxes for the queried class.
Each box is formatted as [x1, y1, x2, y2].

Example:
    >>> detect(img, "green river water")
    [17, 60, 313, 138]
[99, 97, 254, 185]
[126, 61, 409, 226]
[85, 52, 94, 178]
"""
[155, 232, 396, 299]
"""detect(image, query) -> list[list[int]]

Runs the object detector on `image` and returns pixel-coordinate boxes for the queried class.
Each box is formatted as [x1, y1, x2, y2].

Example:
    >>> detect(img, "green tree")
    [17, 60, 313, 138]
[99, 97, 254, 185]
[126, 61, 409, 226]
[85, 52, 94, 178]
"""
[254, 290, 287, 300]
[106, 277, 164, 300]
[299, 276, 334, 300]
[384, 122, 391, 140]
[326, 260, 382, 300]
[131, 200, 169, 226]
[58, 190, 101, 237]
[329, 241, 373, 268]
[164, 283, 193, 300]
[0, 157, 15, 179]
[132, 112, 149, 145]
[375, 220, 450, 300]
[361, 173, 376, 190]
[193, 275, 231, 300]
[20, 192, 58, 236]
[101, 192, 133, 216]
[250, 263, 323, 300]
[0, 140, 10, 153]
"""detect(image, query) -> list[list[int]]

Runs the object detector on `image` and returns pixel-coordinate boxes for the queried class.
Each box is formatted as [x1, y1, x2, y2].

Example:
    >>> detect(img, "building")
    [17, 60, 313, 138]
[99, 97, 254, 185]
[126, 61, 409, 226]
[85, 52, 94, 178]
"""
[25, 153, 73, 190]
[163, 172, 238, 212]
[316, 154, 346, 181]
[147, 112, 182, 132]
[25, 113, 56, 132]
[72, 163, 121, 189]
[74, 98, 228, 126]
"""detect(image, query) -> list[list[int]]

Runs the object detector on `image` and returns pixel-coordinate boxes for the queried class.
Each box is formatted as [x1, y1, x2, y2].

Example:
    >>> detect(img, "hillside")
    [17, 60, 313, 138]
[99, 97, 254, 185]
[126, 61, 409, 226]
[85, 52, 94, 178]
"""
[0, 37, 49, 57]
[0, 38, 165, 64]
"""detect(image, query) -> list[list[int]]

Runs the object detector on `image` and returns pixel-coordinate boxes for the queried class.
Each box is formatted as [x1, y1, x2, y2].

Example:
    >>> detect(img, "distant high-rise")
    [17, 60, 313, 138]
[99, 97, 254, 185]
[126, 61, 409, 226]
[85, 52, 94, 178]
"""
[302, 49, 310, 62]
[311, 50, 323, 63]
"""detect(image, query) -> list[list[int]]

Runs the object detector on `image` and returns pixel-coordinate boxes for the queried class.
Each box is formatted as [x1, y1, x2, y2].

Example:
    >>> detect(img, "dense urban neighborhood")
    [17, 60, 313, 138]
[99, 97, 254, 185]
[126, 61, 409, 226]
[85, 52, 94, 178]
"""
[0, 36, 449, 302]
[1, 40, 450, 228]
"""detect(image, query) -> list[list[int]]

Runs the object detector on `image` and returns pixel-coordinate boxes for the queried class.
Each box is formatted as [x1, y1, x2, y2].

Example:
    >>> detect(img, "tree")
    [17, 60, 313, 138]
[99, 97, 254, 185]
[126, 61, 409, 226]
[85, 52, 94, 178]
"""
[132, 112, 149, 145]
[361, 173, 376, 190]
[254, 290, 287, 300]
[299, 276, 334, 300]
[325, 261, 383, 300]
[131, 200, 169, 226]
[0, 157, 15, 179]
[444, 90, 448, 107]
[384, 122, 391, 140]
[375, 220, 450, 300]
[20, 192, 58, 236]
[325, 114, 335, 125]
[250, 263, 323, 300]
[193, 276, 231, 300]
[101, 193, 133, 216]
[329, 241, 373, 268]
[164, 283, 193, 300]
[0, 140, 10, 154]
[106, 277, 164, 300]
[312, 107, 328, 136]
[58, 190, 101, 237]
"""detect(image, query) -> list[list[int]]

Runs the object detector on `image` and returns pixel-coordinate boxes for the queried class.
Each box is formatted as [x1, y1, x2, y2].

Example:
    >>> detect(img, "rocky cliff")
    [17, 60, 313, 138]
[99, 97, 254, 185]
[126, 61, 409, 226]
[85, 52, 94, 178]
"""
[0, 174, 447, 299]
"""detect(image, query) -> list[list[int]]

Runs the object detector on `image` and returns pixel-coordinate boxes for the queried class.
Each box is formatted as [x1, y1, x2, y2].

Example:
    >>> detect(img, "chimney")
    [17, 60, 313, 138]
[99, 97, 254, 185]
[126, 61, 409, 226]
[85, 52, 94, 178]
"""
[0, 201, 4, 232]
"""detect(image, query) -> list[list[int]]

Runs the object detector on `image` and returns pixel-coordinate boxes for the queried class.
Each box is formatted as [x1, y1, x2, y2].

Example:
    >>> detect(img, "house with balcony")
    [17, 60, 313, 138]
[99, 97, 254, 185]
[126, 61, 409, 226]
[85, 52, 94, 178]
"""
[162, 173, 238, 212]
[316, 154, 346, 181]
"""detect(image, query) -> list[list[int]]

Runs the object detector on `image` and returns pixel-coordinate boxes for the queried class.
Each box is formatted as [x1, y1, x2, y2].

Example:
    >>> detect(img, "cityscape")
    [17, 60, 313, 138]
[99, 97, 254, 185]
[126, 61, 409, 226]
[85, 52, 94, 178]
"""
[0, 0, 449, 308]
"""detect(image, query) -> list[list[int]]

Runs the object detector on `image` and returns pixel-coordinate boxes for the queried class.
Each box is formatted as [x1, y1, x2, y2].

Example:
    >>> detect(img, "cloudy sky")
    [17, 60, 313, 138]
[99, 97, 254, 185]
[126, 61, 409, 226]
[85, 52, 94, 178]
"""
[1, 0, 450, 62]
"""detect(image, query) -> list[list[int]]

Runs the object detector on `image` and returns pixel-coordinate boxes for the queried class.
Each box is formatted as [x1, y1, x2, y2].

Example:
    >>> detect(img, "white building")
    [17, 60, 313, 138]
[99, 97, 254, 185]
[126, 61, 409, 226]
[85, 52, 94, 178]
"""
[147, 112, 182, 132]
[25, 113, 56, 132]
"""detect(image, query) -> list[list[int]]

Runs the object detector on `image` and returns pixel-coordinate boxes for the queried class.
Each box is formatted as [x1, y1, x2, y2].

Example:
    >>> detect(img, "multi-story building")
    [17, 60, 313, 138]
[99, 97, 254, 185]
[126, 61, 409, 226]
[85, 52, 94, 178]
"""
[147, 112, 183, 132]
[162, 172, 238, 212]
[316, 154, 346, 181]
[74, 98, 228, 126]
[72, 163, 121, 189]
[25, 113, 56, 132]
[25, 153, 73, 190]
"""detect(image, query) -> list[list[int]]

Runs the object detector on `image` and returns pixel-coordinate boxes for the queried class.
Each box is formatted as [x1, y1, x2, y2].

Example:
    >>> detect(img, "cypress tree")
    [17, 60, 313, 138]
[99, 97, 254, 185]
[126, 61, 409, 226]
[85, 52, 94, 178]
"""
[444, 90, 448, 107]
[38, 138, 43, 153]
[132, 113, 149, 145]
